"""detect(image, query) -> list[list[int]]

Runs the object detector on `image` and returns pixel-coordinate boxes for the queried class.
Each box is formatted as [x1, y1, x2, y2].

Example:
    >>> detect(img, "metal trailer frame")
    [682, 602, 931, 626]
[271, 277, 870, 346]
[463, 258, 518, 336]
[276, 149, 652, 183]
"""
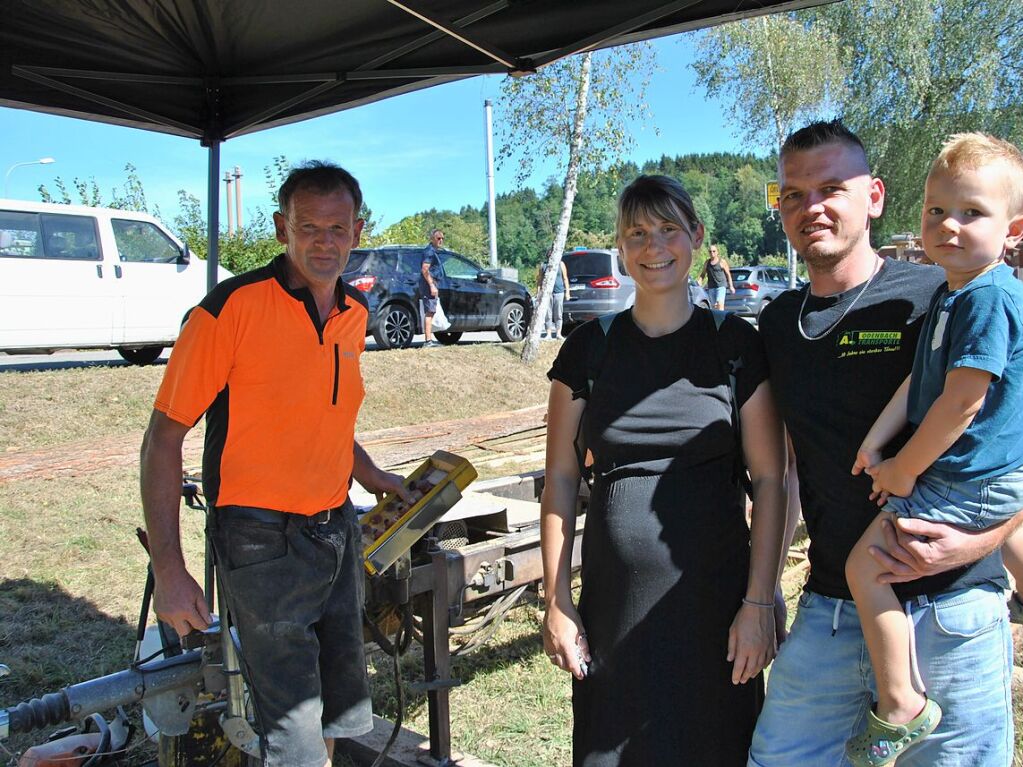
[405, 472, 585, 762]
[2, 470, 585, 766]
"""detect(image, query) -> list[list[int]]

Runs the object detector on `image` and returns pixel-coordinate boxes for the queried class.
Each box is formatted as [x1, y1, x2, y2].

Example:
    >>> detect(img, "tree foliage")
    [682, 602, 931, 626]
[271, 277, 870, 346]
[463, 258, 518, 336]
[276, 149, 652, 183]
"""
[170, 190, 279, 274]
[499, 44, 657, 362]
[39, 163, 160, 218]
[692, 0, 1023, 247]
[641, 152, 781, 262]
[691, 14, 846, 152]
[497, 45, 656, 188]
[813, 0, 1023, 241]
[357, 150, 784, 286]
[367, 208, 487, 261]
[34, 147, 786, 287]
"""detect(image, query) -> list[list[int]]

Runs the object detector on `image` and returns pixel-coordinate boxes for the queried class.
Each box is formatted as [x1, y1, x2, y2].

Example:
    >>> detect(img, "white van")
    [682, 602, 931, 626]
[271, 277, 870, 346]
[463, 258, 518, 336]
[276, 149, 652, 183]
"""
[0, 199, 230, 364]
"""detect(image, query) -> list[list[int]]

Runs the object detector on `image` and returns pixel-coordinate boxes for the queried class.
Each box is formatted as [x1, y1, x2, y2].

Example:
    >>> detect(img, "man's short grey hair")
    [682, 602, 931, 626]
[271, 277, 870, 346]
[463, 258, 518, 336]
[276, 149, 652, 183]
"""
[430, 228, 444, 238]
[278, 161, 363, 216]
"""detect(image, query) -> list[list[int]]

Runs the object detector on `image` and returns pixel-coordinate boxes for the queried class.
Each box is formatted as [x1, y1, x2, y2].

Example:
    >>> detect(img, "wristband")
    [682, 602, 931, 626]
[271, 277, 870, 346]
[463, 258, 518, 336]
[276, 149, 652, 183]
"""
[742, 597, 774, 608]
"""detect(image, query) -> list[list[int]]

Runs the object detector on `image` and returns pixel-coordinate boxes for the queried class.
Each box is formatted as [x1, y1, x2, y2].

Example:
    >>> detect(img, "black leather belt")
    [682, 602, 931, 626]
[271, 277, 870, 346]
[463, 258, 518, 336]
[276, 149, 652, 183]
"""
[215, 504, 345, 526]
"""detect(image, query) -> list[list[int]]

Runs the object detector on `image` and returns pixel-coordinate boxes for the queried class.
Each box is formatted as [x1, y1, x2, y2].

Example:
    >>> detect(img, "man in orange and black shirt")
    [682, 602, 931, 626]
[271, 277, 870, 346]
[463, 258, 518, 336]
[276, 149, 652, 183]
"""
[141, 162, 407, 767]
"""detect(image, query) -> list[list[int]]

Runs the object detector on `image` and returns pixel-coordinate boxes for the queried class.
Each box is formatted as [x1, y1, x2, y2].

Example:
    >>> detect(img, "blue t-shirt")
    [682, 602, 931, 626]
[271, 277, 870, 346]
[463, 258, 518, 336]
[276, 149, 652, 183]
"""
[419, 244, 443, 295]
[908, 264, 1023, 480]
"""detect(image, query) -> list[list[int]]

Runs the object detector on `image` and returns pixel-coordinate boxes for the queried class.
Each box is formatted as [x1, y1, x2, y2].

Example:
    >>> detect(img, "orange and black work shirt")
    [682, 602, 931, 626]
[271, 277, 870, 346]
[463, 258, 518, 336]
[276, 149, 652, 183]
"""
[154, 254, 369, 514]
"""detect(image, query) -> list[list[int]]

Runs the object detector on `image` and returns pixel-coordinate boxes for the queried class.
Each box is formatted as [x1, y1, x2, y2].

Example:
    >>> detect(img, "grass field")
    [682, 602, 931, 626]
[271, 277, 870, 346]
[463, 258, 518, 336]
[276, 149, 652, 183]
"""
[1, 340, 1021, 766]
[0, 342, 561, 453]
[0, 341, 564, 766]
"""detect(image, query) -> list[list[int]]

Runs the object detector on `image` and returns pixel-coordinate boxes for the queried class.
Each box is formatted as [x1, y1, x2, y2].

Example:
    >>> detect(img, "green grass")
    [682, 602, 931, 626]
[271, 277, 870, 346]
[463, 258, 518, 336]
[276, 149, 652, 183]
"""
[0, 365, 161, 451]
[0, 342, 561, 452]
[365, 595, 572, 767]
[0, 341, 556, 765]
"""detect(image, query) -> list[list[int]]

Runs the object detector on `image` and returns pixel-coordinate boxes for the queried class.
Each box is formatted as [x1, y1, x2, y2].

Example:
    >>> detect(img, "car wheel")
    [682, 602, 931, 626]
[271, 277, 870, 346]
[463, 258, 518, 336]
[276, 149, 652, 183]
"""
[435, 331, 463, 345]
[372, 303, 415, 349]
[118, 346, 163, 365]
[497, 301, 527, 342]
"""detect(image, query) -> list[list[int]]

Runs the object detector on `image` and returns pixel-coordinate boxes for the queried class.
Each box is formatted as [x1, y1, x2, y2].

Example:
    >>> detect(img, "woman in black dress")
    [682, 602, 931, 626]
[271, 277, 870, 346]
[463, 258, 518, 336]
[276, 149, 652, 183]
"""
[540, 175, 788, 766]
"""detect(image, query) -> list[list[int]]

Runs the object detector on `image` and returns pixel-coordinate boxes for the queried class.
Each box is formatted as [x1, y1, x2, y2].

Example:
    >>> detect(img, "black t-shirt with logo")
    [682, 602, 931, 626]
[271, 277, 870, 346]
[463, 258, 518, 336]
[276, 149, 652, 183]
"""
[759, 257, 1008, 600]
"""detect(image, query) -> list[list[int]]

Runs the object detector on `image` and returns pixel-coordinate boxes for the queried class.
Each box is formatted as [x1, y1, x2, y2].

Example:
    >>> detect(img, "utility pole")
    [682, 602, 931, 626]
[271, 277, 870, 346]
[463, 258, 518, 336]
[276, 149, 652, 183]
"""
[233, 166, 243, 230]
[223, 172, 234, 236]
[484, 100, 498, 268]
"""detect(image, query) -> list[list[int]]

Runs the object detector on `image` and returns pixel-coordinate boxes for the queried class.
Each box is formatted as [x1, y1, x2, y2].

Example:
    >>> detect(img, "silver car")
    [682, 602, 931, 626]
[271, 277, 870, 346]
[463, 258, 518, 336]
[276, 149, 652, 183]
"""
[560, 248, 710, 333]
[724, 265, 796, 320]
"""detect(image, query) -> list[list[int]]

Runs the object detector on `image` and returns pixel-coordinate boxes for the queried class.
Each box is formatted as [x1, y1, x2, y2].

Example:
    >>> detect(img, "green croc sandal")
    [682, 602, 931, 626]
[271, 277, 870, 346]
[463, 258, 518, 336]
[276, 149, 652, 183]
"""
[844, 698, 942, 767]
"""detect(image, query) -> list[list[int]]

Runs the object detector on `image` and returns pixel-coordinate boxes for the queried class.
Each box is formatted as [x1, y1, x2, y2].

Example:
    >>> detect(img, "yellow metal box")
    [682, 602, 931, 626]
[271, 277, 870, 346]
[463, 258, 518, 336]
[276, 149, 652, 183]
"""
[360, 450, 477, 575]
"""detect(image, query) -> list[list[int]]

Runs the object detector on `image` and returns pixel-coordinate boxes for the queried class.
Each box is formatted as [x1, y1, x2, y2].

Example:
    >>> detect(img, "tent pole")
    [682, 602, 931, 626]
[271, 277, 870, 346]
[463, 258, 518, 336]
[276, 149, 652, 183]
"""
[207, 141, 221, 292]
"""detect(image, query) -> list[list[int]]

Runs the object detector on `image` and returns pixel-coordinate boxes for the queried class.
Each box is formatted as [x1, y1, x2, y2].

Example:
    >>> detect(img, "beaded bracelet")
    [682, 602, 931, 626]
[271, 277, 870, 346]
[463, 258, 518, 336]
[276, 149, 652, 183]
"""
[742, 597, 774, 608]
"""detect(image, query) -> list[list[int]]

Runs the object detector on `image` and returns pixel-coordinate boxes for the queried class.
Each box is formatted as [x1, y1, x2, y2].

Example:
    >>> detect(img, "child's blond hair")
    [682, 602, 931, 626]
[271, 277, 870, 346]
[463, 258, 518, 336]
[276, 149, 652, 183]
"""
[930, 132, 1023, 215]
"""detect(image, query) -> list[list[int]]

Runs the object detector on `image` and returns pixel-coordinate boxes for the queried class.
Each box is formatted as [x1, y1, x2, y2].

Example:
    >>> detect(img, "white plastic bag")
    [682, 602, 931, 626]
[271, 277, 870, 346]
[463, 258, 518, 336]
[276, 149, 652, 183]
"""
[431, 299, 451, 331]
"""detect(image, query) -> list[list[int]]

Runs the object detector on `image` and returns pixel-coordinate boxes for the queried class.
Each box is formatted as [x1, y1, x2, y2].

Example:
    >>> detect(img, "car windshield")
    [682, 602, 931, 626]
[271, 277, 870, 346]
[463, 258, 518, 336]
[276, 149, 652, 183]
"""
[563, 251, 612, 279]
[732, 269, 752, 283]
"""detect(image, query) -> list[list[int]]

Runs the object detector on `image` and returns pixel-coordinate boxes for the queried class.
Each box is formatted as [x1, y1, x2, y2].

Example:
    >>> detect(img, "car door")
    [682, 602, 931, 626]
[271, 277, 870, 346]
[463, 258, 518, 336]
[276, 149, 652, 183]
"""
[0, 209, 115, 350]
[395, 250, 424, 300]
[109, 218, 194, 345]
[439, 252, 495, 328]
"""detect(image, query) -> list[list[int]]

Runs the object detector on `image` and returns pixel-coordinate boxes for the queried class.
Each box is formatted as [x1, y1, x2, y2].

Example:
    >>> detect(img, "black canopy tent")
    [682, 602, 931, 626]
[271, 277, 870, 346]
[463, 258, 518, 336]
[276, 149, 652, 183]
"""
[0, 0, 828, 290]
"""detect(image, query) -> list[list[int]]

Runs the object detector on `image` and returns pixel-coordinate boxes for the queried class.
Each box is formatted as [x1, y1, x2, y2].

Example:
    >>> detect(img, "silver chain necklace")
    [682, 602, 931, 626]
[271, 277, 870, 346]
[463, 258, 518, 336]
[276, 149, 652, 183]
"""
[797, 261, 882, 341]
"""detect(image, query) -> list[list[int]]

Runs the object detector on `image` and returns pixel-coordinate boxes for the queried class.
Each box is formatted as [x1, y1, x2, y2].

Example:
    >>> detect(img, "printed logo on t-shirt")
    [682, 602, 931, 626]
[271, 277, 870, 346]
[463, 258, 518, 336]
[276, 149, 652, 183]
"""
[836, 330, 903, 358]
[931, 311, 948, 351]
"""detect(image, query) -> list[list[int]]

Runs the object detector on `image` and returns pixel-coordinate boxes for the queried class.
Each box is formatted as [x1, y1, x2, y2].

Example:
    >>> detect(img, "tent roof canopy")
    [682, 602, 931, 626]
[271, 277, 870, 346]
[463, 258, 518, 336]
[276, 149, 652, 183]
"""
[1, 0, 827, 145]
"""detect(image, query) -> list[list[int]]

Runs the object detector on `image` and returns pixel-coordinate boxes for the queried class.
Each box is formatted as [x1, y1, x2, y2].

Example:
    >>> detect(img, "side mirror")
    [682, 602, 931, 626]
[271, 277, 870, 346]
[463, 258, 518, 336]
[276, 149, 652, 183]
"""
[178, 245, 191, 265]
[476, 271, 493, 283]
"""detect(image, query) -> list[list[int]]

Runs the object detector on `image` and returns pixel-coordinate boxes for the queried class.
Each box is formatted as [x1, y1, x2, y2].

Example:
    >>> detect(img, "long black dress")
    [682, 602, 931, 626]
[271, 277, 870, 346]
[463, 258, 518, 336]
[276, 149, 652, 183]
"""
[548, 308, 769, 767]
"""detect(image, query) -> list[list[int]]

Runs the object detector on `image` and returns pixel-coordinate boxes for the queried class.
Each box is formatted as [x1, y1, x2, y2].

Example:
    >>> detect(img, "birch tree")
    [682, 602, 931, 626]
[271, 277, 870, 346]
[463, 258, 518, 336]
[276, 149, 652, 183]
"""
[816, 0, 1023, 241]
[691, 14, 846, 284]
[691, 14, 846, 153]
[692, 0, 1023, 245]
[497, 44, 656, 364]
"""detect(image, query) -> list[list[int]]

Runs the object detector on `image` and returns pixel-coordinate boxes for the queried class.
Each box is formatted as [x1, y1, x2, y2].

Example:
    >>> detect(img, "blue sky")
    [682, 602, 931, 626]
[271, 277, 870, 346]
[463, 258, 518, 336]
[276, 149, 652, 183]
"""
[1, 35, 749, 231]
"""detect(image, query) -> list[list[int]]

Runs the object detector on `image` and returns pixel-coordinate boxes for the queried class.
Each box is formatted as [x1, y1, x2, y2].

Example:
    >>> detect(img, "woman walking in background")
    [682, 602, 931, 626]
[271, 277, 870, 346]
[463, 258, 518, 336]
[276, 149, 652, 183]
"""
[540, 175, 787, 766]
[537, 251, 572, 339]
[702, 244, 734, 310]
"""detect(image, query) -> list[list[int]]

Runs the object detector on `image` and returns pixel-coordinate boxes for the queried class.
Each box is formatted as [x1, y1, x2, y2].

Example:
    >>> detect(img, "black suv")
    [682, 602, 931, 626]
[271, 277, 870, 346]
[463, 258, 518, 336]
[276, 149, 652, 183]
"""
[343, 246, 533, 349]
